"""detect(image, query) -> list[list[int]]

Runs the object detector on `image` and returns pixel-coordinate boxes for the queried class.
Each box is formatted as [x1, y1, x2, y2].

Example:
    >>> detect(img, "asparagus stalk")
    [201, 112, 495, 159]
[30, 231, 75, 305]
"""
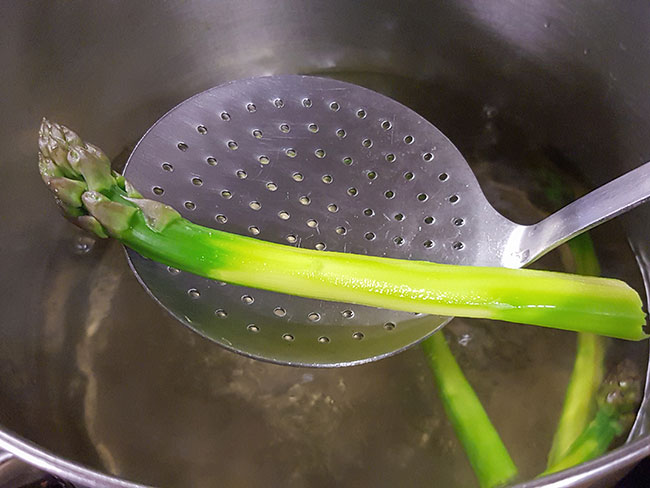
[538, 168, 608, 468]
[546, 235, 606, 467]
[38, 119, 648, 339]
[543, 360, 641, 475]
[547, 331, 605, 466]
[422, 332, 518, 488]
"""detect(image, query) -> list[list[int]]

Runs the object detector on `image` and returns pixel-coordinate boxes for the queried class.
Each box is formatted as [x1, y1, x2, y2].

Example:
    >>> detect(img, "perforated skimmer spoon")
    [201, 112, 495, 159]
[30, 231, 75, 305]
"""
[124, 75, 650, 367]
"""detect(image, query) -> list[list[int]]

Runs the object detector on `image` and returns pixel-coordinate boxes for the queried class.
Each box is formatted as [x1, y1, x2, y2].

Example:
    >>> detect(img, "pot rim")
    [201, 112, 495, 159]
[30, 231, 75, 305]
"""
[0, 423, 649, 488]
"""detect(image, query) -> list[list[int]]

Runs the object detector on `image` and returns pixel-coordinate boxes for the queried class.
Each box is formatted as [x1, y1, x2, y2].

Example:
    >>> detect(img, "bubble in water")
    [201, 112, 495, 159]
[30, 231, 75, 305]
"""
[458, 333, 472, 347]
[482, 105, 498, 119]
[74, 235, 96, 255]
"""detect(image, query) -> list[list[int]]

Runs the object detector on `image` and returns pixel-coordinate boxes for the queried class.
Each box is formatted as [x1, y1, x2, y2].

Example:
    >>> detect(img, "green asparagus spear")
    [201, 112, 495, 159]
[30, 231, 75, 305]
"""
[544, 175, 643, 474]
[38, 119, 648, 339]
[546, 236, 605, 467]
[539, 167, 607, 469]
[543, 361, 641, 475]
[422, 332, 518, 488]
[546, 331, 605, 467]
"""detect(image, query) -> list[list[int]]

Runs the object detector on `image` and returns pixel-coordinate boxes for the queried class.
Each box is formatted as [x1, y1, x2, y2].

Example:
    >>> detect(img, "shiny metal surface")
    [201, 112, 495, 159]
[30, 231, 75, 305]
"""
[509, 162, 650, 269]
[125, 74, 503, 366]
[0, 451, 54, 488]
[1, 1, 649, 487]
[125, 74, 650, 366]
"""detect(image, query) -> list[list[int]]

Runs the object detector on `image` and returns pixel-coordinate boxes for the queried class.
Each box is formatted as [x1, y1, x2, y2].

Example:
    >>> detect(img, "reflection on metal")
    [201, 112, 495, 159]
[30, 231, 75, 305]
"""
[126, 75, 649, 366]
[0, 0, 649, 487]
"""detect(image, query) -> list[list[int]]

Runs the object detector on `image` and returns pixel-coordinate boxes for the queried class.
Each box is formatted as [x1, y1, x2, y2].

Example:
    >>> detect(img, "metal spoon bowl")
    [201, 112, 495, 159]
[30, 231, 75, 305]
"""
[124, 75, 650, 367]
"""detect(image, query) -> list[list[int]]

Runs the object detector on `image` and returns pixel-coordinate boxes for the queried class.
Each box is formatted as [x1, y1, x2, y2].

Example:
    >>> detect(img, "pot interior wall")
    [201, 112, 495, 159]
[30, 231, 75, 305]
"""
[1, 1, 649, 487]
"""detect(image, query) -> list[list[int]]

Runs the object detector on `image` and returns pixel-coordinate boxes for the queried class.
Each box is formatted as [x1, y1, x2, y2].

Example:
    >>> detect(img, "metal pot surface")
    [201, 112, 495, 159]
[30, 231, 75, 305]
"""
[0, 1, 649, 487]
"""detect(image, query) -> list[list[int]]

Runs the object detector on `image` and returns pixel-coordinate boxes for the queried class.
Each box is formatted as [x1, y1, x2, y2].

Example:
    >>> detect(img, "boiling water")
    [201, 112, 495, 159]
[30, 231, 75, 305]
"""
[1, 72, 647, 488]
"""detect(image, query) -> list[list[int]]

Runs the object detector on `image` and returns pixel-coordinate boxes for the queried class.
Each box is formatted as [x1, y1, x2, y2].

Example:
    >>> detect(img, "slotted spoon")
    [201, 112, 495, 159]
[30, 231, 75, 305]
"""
[123, 75, 650, 367]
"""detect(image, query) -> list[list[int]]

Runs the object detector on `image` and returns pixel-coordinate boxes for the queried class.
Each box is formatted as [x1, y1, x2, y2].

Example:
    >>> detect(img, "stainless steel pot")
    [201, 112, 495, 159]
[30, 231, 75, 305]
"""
[1, 1, 649, 487]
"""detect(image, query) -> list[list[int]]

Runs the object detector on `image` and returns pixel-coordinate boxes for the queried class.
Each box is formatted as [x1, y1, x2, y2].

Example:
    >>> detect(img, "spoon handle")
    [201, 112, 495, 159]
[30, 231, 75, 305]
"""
[512, 161, 650, 267]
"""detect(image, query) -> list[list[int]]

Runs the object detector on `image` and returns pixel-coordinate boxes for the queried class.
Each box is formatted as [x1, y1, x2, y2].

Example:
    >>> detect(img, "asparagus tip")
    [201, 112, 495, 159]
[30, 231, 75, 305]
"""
[39, 120, 122, 238]
[598, 359, 641, 418]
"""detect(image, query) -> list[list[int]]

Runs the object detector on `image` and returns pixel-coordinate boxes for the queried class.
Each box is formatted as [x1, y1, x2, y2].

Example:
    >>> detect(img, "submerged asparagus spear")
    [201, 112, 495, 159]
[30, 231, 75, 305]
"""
[544, 171, 641, 473]
[547, 330, 605, 467]
[38, 119, 648, 339]
[422, 332, 518, 488]
[543, 360, 641, 475]
[546, 227, 605, 467]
